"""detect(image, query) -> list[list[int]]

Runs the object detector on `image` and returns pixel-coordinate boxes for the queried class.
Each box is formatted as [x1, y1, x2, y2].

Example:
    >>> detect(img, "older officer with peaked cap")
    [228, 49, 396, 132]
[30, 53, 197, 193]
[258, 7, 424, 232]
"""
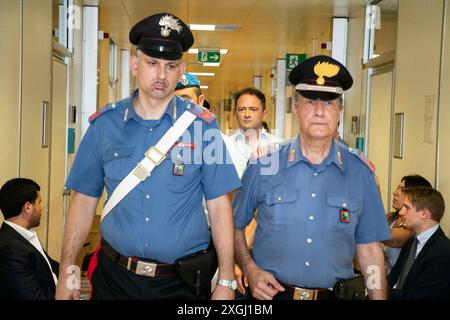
[56, 13, 240, 300]
[233, 55, 390, 300]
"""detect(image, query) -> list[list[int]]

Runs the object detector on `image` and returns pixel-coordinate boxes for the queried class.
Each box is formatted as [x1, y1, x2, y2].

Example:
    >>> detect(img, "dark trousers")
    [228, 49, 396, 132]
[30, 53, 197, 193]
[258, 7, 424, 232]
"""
[91, 249, 197, 300]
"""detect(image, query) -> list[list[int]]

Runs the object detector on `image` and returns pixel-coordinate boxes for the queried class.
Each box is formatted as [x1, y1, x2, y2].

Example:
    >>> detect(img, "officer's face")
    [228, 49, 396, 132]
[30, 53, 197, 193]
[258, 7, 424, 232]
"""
[295, 95, 342, 140]
[174, 87, 204, 106]
[235, 94, 267, 131]
[131, 51, 185, 100]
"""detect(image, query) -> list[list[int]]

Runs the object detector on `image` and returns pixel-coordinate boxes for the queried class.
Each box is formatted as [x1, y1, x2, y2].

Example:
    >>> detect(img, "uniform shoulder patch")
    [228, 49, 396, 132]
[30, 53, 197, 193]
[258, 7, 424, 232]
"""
[348, 147, 376, 173]
[88, 103, 116, 123]
[187, 104, 217, 125]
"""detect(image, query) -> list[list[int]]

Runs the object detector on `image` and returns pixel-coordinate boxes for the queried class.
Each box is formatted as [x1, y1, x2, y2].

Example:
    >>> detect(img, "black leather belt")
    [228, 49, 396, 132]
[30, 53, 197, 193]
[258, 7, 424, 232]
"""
[278, 281, 335, 300]
[101, 240, 176, 277]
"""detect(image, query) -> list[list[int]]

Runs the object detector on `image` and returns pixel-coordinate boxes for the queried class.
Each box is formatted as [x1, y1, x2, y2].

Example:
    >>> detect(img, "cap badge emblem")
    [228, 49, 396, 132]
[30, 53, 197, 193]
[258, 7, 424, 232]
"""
[313, 61, 340, 85]
[181, 74, 188, 85]
[159, 15, 183, 37]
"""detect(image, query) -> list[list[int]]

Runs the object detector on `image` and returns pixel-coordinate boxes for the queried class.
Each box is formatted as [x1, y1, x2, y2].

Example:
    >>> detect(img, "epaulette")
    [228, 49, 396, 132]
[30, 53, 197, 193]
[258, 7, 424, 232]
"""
[348, 147, 376, 173]
[251, 143, 282, 160]
[88, 103, 116, 123]
[187, 104, 216, 125]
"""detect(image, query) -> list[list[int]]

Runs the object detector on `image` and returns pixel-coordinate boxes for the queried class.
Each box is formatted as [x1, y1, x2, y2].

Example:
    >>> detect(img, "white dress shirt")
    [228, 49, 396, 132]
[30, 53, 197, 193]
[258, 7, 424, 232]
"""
[228, 129, 283, 178]
[3, 221, 58, 285]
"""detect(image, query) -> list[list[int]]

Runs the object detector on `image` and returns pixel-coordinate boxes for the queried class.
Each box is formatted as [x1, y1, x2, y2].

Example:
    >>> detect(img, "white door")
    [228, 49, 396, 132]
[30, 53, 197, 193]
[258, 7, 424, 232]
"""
[367, 68, 394, 213]
[47, 56, 68, 260]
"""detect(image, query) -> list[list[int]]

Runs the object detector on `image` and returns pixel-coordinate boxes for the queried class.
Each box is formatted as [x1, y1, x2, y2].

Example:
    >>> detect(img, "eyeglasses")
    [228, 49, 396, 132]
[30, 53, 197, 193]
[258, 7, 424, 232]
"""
[236, 106, 262, 113]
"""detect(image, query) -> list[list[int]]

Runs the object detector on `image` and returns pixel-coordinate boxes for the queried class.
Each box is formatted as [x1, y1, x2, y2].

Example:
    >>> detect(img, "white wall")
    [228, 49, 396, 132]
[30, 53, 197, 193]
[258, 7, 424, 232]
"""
[0, 0, 21, 219]
[390, 0, 444, 197]
[437, 1, 450, 236]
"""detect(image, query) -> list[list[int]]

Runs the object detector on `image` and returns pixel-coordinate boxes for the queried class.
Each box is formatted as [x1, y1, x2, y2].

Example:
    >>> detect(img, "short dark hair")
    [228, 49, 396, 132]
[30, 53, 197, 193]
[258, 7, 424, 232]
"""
[234, 87, 266, 110]
[401, 175, 432, 188]
[0, 178, 41, 219]
[402, 187, 445, 222]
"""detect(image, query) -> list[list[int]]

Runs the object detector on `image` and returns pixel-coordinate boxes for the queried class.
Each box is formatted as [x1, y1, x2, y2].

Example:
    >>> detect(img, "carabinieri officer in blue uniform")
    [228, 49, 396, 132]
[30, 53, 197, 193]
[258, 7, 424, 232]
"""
[56, 13, 241, 300]
[233, 55, 390, 300]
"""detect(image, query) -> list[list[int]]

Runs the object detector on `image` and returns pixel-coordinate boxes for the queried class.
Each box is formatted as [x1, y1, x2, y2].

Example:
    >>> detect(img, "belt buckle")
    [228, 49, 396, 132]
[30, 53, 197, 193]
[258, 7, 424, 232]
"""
[134, 260, 157, 277]
[145, 146, 166, 166]
[293, 287, 317, 300]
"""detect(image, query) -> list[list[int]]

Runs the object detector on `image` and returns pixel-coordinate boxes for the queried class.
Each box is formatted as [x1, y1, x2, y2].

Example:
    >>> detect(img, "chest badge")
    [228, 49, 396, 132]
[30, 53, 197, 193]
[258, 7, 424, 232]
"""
[340, 209, 350, 223]
[173, 161, 185, 176]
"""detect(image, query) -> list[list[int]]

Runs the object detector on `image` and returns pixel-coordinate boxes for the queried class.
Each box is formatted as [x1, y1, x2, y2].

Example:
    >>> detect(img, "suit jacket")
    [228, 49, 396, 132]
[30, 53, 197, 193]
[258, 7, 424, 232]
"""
[388, 226, 450, 300]
[0, 223, 59, 300]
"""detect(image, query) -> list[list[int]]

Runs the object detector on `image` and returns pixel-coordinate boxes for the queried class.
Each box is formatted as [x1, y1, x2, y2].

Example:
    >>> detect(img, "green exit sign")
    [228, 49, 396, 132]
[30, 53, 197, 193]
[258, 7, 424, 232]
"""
[286, 53, 306, 70]
[198, 51, 221, 63]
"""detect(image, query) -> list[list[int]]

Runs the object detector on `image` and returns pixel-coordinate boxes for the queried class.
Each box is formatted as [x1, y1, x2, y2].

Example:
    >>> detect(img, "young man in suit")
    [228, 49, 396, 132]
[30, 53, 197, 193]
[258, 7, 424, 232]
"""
[388, 187, 450, 299]
[0, 178, 59, 299]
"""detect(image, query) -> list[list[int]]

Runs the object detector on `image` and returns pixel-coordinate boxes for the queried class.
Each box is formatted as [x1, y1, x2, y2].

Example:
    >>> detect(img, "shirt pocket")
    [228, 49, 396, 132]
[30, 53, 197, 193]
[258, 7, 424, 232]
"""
[264, 190, 298, 225]
[326, 194, 360, 233]
[103, 147, 136, 183]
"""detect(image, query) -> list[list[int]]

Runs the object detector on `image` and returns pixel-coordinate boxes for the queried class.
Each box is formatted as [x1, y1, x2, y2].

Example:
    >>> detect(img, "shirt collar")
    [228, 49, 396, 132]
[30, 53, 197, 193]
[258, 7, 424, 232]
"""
[123, 89, 177, 127]
[3, 220, 36, 241]
[286, 137, 345, 173]
[233, 128, 268, 144]
[416, 224, 439, 245]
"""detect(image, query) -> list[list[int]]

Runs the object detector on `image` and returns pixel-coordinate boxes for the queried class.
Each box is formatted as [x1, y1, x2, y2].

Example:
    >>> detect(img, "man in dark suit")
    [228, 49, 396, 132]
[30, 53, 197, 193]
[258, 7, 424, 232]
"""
[388, 187, 450, 299]
[0, 178, 59, 300]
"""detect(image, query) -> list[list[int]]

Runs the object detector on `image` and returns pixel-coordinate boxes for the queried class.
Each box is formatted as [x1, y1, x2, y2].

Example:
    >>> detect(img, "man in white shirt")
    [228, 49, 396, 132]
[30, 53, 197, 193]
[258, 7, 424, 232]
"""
[229, 87, 283, 178]
[0, 178, 59, 300]
[388, 187, 450, 299]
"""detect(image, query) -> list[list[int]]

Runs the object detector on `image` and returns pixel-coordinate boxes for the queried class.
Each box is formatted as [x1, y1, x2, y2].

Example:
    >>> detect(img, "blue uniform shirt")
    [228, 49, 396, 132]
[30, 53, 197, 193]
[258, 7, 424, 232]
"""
[233, 137, 390, 288]
[66, 91, 241, 263]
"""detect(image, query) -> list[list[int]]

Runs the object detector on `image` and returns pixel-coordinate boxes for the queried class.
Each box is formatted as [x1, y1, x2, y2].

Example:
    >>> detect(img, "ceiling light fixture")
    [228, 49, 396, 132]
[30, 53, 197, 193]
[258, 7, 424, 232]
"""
[189, 24, 240, 31]
[202, 63, 221, 67]
[190, 72, 215, 76]
[190, 24, 215, 31]
[188, 48, 229, 55]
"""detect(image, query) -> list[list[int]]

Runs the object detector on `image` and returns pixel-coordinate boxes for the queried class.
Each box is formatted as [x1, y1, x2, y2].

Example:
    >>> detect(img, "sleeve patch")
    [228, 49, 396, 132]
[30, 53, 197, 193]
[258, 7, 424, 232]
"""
[88, 103, 116, 123]
[187, 104, 217, 125]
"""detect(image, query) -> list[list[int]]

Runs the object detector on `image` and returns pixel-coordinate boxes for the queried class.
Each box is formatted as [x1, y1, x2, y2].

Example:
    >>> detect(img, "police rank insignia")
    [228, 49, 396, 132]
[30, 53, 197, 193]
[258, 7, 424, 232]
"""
[313, 61, 340, 85]
[288, 148, 296, 162]
[159, 15, 182, 37]
[173, 161, 185, 176]
[340, 209, 350, 223]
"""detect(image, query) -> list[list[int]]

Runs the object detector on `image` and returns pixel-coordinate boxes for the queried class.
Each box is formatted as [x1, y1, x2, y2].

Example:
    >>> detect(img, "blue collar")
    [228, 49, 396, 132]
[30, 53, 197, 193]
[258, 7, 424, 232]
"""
[122, 89, 177, 127]
[286, 136, 346, 173]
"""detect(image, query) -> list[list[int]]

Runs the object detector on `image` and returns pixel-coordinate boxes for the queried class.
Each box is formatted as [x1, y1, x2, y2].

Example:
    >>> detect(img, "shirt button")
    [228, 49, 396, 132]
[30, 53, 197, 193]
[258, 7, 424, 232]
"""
[144, 243, 149, 248]
[145, 217, 150, 222]
[278, 196, 282, 201]
[313, 172, 318, 176]
[305, 261, 310, 267]
[309, 215, 314, 220]
[311, 193, 316, 198]
[149, 128, 153, 132]
[114, 152, 119, 157]
[307, 238, 312, 244]
[343, 202, 347, 208]
[146, 194, 150, 199]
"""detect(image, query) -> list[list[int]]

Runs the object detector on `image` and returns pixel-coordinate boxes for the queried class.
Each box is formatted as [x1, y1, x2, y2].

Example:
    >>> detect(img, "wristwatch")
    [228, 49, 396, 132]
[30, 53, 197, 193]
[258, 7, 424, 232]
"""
[217, 279, 237, 290]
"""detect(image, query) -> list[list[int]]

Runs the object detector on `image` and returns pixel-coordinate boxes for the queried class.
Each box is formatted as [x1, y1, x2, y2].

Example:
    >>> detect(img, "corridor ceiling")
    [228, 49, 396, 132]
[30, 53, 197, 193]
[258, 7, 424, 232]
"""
[98, 0, 366, 105]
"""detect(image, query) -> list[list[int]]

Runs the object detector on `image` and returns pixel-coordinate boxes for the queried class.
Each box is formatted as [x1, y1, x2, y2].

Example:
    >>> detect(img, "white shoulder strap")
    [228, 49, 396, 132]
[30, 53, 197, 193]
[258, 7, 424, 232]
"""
[101, 109, 197, 221]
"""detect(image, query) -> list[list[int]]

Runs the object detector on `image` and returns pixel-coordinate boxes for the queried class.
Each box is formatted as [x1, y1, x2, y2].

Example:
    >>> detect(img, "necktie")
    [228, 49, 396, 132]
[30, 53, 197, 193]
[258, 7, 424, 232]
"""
[396, 237, 418, 289]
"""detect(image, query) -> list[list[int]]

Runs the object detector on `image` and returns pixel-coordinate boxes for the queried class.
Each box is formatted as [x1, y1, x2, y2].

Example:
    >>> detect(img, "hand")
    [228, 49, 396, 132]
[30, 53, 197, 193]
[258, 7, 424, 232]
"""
[211, 283, 235, 300]
[55, 274, 81, 300]
[235, 264, 248, 295]
[246, 266, 285, 300]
